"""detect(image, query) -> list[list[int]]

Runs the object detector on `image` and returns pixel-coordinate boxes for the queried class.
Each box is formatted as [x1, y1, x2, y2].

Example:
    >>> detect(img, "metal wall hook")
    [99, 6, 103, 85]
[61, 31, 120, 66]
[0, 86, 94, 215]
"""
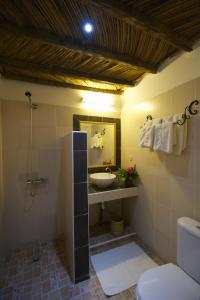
[144, 99, 200, 126]
[188, 99, 199, 115]
[175, 99, 199, 125]
[146, 115, 153, 121]
[142, 114, 153, 127]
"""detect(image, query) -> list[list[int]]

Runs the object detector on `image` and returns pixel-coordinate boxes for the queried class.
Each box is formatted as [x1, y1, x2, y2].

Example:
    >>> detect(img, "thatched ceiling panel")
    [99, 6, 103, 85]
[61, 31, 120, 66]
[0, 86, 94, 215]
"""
[0, 0, 177, 62]
[0, 0, 199, 93]
[0, 32, 144, 82]
[3, 66, 124, 91]
[123, 0, 200, 41]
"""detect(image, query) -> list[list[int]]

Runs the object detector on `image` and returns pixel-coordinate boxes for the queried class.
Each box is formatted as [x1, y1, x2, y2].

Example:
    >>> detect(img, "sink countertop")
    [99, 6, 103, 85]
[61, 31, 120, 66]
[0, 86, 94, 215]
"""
[88, 181, 136, 194]
[88, 181, 138, 205]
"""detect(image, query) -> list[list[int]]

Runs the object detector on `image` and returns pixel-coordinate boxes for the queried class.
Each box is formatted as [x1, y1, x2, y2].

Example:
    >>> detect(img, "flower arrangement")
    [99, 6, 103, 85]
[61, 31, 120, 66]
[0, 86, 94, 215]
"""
[117, 165, 138, 187]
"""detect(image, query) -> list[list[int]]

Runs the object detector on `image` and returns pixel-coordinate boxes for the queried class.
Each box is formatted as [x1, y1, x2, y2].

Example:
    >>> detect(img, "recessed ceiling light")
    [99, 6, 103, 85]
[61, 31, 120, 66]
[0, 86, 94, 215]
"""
[84, 23, 93, 33]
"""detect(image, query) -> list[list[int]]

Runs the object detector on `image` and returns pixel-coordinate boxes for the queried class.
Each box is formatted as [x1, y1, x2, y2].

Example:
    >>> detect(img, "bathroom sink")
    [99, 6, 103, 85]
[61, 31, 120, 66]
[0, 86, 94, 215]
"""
[90, 172, 116, 188]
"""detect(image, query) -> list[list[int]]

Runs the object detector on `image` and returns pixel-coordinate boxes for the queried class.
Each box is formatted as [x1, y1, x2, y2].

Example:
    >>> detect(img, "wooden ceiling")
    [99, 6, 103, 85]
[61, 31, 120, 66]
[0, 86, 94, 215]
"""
[0, 0, 199, 94]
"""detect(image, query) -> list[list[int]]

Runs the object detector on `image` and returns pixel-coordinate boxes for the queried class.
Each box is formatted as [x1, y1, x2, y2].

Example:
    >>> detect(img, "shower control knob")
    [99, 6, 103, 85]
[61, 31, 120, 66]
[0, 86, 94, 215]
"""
[26, 178, 48, 185]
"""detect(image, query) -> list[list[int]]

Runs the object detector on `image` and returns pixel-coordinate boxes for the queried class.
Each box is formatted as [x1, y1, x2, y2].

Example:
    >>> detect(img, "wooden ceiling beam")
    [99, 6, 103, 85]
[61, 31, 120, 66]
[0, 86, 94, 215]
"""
[1, 73, 123, 95]
[82, 0, 193, 52]
[0, 21, 157, 74]
[0, 55, 134, 86]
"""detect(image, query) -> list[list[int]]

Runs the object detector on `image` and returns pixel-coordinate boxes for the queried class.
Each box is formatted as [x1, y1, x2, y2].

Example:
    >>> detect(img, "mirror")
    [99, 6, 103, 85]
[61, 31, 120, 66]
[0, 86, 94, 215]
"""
[80, 122, 115, 167]
[73, 115, 121, 172]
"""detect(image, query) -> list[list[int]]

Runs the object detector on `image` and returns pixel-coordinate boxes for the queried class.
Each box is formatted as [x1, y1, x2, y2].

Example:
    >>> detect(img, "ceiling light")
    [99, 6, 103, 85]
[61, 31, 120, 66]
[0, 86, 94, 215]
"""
[84, 23, 93, 33]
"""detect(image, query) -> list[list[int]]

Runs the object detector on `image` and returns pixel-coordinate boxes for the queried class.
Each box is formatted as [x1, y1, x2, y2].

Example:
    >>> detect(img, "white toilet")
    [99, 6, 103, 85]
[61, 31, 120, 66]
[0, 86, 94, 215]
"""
[136, 217, 200, 300]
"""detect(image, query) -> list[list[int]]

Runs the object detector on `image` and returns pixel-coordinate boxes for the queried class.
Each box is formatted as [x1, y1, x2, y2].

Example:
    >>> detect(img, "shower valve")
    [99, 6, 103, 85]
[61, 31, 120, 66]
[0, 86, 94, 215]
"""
[26, 178, 48, 185]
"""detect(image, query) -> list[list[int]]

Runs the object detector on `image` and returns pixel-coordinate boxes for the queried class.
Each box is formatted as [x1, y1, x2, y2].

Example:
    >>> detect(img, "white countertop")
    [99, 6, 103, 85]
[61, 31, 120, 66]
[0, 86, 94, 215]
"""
[88, 186, 138, 205]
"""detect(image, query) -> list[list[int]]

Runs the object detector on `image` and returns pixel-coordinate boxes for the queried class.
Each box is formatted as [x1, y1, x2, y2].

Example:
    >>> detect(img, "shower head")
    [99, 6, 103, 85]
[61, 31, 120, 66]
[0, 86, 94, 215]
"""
[25, 91, 38, 109]
[25, 91, 32, 98]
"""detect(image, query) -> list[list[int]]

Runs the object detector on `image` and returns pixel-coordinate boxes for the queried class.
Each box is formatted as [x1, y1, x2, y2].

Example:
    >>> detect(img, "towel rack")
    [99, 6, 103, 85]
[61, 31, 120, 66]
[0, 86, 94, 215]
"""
[145, 99, 200, 126]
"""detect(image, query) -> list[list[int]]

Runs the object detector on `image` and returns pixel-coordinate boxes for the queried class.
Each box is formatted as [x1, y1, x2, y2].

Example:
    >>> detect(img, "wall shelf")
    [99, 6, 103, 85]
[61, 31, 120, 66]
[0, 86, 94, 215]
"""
[89, 225, 136, 249]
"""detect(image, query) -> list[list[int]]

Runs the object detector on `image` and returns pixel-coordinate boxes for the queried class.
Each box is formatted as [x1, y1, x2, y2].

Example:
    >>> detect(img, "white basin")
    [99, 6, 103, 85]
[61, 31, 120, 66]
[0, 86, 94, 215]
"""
[90, 172, 116, 188]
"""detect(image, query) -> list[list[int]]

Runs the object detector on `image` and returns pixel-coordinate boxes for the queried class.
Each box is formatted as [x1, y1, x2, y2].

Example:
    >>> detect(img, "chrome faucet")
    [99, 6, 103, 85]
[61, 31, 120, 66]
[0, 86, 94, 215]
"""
[105, 167, 112, 173]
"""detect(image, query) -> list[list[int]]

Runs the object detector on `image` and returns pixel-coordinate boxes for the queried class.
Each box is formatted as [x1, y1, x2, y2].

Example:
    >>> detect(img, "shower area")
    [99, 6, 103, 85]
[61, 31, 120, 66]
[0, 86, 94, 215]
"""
[1, 92, 63, 256]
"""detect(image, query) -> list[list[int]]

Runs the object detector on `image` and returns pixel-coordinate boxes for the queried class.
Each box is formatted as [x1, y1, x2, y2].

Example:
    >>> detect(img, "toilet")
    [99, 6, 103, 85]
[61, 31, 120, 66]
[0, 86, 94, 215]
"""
[136, 217, 200, 300]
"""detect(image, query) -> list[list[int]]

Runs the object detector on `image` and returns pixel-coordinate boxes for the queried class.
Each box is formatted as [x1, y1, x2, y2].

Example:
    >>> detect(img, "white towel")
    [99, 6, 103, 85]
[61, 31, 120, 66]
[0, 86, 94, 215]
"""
[172, 114, 187, 155]
[163, 116, 177, 146]
[97, 135, 103, 149]
[153, 121, 174, 153]
[140, 122, 154, 149]
[183, 120, 187, 150]
[91, 133, 104, 149]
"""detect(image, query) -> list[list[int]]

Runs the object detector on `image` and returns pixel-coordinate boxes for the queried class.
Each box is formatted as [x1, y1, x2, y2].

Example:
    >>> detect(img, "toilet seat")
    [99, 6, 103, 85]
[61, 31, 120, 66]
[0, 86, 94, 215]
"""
[136, 263, 200, 300]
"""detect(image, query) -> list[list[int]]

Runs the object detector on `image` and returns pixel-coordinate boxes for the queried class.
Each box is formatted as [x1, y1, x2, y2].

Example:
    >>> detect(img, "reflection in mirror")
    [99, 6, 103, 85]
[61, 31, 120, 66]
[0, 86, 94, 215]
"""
[80, 122, 116, 168]
[73, 115, 121, 172]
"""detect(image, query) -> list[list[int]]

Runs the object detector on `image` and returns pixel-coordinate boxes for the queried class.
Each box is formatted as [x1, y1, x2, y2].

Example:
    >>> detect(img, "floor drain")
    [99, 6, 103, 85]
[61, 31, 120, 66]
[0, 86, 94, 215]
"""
[32, 256, 40, 262]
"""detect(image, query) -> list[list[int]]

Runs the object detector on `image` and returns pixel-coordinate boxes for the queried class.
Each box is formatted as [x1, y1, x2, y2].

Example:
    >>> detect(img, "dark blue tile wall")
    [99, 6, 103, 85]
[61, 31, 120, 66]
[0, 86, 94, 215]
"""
[72, 131, 89, 283]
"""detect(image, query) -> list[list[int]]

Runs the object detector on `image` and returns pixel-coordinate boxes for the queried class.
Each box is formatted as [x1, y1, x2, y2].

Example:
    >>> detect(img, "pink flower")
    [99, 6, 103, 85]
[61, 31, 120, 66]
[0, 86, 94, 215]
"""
[127, 166, 135, 174]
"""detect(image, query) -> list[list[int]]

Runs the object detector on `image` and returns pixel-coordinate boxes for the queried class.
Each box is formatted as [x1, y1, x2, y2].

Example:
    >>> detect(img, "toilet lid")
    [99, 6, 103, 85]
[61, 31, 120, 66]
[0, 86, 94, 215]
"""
[137, 263, 200, 300]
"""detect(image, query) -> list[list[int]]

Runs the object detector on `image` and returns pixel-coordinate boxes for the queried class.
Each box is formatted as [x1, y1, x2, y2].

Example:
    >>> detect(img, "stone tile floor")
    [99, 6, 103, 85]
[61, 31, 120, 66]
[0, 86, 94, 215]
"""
[0, 236, 162, 300]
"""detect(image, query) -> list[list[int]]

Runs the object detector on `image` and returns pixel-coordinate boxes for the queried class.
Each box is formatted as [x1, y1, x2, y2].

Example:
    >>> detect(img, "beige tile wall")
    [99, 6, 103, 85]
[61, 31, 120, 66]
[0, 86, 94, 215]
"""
[121, 77, 200, 263]
[1, 99, 120, 255]
[0, 101, 4, 257]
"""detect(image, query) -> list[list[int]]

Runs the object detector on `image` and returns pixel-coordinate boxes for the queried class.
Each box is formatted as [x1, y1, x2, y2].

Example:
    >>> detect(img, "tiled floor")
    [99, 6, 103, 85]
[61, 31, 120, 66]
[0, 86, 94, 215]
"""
[0, 236, 162, 300]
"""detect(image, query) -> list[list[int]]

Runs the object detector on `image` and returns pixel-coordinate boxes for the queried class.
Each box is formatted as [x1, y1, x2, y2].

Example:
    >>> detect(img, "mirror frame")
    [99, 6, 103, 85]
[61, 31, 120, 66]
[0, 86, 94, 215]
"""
[73, 114, 121, 173]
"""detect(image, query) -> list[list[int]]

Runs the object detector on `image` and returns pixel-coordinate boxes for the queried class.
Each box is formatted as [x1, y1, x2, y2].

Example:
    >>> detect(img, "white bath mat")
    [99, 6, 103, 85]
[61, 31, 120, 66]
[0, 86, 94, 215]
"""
[91, 242, 157, 296]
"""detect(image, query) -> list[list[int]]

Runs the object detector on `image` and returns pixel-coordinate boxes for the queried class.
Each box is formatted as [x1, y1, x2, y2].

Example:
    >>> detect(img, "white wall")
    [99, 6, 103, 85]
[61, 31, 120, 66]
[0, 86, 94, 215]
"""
[123, 46, 200, 106]
[0, 78, 121, 111]
[121, 47, 200, 262]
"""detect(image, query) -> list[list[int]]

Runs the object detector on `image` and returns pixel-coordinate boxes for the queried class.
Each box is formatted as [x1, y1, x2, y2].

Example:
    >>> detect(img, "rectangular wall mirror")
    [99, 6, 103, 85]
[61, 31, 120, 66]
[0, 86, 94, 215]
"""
[73, 115, 121, 172]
